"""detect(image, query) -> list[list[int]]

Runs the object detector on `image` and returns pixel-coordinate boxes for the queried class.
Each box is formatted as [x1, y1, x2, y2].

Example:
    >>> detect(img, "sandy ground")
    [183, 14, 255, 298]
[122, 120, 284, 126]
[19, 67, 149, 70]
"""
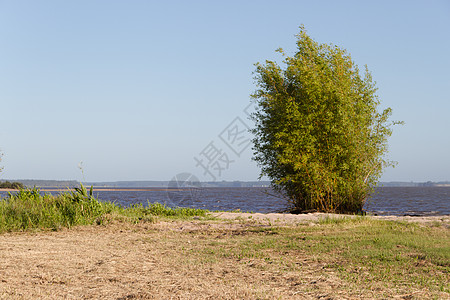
[0, 213, 448, 299]
[0, 220, 320, 300]
[211, 212, 450, 227]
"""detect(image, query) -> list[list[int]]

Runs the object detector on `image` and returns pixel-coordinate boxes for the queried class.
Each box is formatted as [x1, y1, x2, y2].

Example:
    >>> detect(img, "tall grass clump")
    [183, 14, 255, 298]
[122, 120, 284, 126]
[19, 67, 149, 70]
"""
[0, 184, 117, 232]
[0, 185, 210, 232]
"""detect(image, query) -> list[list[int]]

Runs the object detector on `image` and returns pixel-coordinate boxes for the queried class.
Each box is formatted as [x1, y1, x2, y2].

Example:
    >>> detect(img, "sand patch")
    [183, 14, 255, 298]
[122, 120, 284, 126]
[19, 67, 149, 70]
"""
[211, 211, 450, 226]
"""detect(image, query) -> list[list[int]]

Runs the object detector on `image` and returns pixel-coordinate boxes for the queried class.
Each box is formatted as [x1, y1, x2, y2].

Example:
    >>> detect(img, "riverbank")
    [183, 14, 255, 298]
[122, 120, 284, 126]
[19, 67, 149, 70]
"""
[0, 213, 448, 299]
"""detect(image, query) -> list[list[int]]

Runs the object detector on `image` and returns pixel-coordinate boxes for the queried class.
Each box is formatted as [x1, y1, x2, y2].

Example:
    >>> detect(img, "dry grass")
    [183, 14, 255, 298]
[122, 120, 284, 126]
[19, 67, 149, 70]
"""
[0, 215, 448, 299]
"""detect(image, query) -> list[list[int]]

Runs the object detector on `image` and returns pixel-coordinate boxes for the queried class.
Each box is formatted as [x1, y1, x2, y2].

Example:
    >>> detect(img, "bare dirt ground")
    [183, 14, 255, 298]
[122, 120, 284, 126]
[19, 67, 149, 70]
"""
[0, 213, 448, 299]
[0, 221, 319, 300]
[212, 212, 450, 227]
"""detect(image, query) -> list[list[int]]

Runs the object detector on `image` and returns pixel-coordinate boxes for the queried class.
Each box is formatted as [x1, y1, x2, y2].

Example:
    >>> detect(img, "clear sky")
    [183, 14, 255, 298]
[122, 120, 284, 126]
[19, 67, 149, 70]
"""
[1, 0, 449, 183]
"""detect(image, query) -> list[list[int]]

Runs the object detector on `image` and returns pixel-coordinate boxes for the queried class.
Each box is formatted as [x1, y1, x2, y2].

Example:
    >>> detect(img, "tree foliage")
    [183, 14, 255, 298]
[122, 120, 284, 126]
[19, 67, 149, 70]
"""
[251, 26, 399, 213]
[0, 181, 25, 190]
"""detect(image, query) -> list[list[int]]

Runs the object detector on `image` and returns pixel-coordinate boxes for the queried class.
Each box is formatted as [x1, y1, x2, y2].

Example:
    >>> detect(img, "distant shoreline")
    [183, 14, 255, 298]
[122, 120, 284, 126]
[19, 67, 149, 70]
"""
[0, 188, 186, 192]
[2, 179, 450, 188]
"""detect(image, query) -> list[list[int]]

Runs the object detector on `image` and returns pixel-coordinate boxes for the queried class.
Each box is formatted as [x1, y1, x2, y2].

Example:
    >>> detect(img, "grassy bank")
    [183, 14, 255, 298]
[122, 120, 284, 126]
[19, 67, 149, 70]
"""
[0, 187, 448, 298]
[0, 186, 206, 232]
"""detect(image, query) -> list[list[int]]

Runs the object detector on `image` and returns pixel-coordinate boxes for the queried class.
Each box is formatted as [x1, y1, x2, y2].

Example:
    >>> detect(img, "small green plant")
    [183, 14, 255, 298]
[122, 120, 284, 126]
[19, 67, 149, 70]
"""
[128, 202, 208, 218]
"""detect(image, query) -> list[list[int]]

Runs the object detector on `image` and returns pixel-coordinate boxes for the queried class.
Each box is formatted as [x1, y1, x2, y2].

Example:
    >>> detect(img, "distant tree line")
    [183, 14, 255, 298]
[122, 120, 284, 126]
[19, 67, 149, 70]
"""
[0, 181, 25, 189]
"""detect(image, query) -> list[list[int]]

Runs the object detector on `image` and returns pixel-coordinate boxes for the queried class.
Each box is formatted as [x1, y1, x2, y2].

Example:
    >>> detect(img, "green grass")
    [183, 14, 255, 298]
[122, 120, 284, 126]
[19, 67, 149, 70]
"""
[0, 185, 208, 232]
[193, 217, 449, 295]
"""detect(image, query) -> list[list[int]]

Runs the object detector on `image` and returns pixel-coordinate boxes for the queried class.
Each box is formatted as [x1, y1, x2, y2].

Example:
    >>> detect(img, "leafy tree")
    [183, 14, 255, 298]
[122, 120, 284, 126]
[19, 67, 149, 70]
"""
[0, 181, 24, 189]
[251, 26, 400, 213]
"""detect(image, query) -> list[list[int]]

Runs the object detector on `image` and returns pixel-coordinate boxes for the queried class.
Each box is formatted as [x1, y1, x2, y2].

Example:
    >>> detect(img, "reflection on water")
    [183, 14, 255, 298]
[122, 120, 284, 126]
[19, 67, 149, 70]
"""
[1, 186, 449, 216]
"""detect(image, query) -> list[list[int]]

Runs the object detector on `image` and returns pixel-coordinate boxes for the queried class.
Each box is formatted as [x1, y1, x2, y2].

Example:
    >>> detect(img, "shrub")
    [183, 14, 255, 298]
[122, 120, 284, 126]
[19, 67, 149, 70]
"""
[251, 26, 401, 213]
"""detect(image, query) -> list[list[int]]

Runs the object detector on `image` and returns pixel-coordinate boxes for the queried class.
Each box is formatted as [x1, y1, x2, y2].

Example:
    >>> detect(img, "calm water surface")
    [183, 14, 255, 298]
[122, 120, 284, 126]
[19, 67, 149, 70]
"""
[1, 187, 449, 216]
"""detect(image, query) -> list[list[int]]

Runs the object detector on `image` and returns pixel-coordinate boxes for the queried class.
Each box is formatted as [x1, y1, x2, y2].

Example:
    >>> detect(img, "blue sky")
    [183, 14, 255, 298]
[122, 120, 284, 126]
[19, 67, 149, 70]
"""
[0, 0, 449, 182]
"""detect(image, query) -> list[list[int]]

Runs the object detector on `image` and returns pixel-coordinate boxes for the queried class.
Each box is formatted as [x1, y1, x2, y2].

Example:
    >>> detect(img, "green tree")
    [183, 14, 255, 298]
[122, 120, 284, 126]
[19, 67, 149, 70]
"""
[0, 181, 24, 189]
[251, 26, 400, 213]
